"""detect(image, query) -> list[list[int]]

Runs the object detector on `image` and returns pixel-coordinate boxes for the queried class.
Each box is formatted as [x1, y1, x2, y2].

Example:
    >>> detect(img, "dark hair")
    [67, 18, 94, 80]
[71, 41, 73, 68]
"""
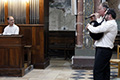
[7, 16, 14, 20]
[7, 17, 9, 20]
[102, 2, 109, 9]
[107, 8, 116, 19]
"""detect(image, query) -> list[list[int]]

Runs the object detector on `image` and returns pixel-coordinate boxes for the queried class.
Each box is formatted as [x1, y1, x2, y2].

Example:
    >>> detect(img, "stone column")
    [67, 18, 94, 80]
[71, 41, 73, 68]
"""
[94, 0, 101, 12]
[72, 0, 101, 69]
[76, 0, 83, 48]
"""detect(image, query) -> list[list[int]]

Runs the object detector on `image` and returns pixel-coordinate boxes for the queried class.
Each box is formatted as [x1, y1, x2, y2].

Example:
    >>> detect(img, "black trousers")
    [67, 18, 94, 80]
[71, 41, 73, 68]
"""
[93, 47, 112, 80]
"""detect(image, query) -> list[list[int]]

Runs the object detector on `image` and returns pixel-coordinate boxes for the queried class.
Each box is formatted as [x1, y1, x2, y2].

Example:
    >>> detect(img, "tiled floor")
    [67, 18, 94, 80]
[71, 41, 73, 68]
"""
[0, 58, 120, 80]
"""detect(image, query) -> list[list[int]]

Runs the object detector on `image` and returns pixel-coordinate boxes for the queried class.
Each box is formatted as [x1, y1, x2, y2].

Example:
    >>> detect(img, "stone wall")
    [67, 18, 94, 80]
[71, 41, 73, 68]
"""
[49, 0, 76, 31]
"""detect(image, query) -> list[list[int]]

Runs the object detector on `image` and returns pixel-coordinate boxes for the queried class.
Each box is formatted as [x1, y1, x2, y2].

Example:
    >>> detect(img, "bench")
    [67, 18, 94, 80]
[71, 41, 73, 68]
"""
[49, 31, 75, 59]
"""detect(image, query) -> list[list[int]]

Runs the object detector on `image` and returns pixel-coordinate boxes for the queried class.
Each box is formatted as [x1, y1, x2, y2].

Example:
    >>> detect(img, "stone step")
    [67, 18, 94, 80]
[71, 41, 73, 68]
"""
[72, 56, 95, 69]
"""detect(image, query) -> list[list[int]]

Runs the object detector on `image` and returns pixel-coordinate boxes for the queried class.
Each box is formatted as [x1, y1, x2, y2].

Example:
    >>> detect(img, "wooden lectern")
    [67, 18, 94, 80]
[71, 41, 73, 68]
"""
[0, 35, 25, 77]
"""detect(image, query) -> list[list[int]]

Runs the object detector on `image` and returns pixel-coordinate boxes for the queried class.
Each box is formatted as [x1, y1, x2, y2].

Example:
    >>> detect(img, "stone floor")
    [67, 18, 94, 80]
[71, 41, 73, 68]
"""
[0, 57, 120, 80]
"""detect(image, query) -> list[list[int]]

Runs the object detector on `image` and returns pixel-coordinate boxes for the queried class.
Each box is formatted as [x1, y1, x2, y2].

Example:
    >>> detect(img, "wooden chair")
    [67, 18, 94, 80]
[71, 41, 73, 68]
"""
[110, 45, 120, 77]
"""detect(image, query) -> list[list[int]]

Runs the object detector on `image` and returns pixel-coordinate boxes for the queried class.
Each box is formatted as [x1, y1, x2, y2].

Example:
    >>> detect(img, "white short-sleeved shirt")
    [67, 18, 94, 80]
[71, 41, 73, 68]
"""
[3, 24, 19, 35]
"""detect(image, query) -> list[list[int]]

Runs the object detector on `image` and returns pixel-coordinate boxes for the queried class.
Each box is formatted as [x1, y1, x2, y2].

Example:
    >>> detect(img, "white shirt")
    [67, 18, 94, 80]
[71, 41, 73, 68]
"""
[88, 19, 118, 49]
[3, 24, 19, 35]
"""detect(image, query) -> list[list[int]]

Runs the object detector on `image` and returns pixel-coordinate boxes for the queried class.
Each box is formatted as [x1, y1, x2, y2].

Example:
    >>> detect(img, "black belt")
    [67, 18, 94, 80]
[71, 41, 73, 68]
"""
[96, 47, 112, 50]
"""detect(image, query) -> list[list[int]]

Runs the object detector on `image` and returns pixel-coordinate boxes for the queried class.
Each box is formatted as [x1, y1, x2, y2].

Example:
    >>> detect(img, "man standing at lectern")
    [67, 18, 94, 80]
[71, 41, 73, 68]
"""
[3, 16, 19, 35]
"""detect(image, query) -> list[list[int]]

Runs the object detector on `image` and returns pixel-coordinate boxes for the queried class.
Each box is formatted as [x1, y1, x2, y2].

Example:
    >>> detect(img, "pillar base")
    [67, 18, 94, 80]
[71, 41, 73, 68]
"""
[72, 56, 94, 69]
[72, 47, 95, 69]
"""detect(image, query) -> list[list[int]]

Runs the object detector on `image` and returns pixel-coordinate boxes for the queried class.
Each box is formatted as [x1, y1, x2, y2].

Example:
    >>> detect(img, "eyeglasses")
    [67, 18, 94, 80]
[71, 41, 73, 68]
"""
[10, 19, 14, 21]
